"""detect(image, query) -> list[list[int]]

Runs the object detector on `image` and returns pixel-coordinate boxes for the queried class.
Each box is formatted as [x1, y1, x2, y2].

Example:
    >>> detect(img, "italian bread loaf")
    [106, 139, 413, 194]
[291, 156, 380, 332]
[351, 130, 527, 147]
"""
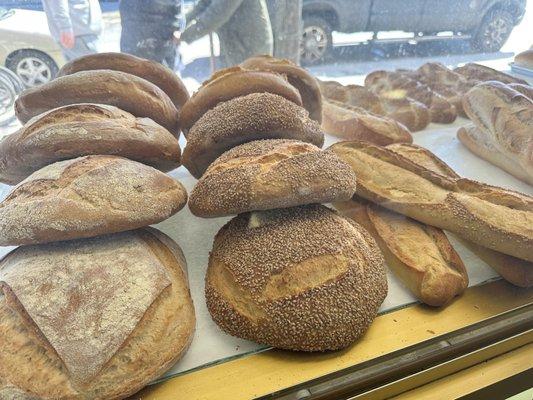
[0, 103, 181, 185]
[329, 141, 533, 261]
[515, 49, 533, 69]
[14, 70, 180, 134]
[57, 52, 190, 109]
[182, 93, 324, 178]
[320, 81, 385, 115]
[0, 227, 195, 400]
[189, 139, 357, 217]
[205, 205, 387, 351]
[453, 63, 527, 85]
[0, 155, 187, 245]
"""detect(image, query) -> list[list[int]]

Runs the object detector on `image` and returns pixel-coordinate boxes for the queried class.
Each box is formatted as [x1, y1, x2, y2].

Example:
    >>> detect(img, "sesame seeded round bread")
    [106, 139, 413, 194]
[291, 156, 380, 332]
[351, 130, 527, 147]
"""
[205, 204, 388, 351]
[241, 55, 323, 123]
[14, 70, 180, 135]
[0, 155, 187, 246]
[57, 52, 190, 109]
[179, 66, 303, 134]
[0, 103, 181, 185]
[182, 93, 325, 179]
[0, 227, 195, 400]
[189, 139, 357, 217]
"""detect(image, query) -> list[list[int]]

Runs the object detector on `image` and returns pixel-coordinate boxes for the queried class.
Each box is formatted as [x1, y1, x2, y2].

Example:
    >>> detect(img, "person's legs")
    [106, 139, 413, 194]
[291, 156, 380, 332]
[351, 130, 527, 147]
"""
[62, 34, 99, 61]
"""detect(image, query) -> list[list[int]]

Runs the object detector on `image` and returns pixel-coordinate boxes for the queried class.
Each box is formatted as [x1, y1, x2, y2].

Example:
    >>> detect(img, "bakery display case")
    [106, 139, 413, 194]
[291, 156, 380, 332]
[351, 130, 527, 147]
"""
[0, 1, 532, 399]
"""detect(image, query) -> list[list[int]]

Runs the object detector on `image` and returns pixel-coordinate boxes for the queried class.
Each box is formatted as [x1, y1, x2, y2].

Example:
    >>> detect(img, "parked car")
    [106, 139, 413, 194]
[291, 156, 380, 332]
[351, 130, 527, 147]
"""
[0, 7, 65, 87]
[301, 0, 526, 63]
[0, 0, 119, 12]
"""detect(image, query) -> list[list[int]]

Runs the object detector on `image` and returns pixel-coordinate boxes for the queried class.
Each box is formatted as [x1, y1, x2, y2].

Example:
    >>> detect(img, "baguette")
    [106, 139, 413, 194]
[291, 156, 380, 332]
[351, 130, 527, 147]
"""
[329, 140, 533, 261]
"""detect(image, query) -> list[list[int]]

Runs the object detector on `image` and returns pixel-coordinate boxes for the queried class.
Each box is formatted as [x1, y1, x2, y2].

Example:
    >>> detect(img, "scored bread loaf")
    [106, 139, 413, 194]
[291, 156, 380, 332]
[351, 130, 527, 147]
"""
[241, 55, 323, 123]
[15, 70, 180, 134]
[329, 140, 533, 262]
[189, 139, 357, 217]
[0, 227, 195, 400]
[57, 52, 190, 109]
[379, 96, 430, 132]
[453, 63, 528, 85]
[182, 93, 324, 179]
[180, 66, 302, 134]
[205, 204, 387, 351]
[321, 100, 412, 145]
[0, 155, 187, 245]
[319, 81, 385, 115]
[0, 103, 181, 185]
[334, 199, 468, 306]
[515, 49, 533, 70]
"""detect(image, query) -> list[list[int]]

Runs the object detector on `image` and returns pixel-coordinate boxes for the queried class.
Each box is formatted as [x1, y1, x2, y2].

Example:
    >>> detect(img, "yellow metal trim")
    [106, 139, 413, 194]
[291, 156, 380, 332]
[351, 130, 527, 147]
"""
[132, 281, 533, 400]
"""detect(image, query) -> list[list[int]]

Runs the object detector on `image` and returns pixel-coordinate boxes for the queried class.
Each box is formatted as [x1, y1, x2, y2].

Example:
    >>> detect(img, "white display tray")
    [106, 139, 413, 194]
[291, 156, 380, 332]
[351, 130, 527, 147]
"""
[0, 117, 531, 383]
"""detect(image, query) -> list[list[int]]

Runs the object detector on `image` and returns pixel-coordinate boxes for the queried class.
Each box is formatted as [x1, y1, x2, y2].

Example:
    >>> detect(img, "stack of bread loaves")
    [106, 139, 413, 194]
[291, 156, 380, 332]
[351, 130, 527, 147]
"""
[182, 57, 388, 351]
[0, 53, 195, 399]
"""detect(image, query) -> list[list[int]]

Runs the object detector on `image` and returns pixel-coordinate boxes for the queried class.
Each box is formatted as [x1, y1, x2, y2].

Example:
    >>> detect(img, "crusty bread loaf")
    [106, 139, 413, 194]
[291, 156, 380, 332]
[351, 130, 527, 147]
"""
[14, 70, 180, 134]
[189, 139, 357, 217]
[386, 142, 533, 288]
[242, 55, 322, 123]
[57, 52, 190, 109]
[453, 63, 527, 85]
[334, 199, 468, 306]
[515, 49, 533, 70]
[180, 67, 302, 134]
[0, 103, 181, 185]
[379, 96, 430, 132]
[0, 155, 187, 245]
[205, 204, 387, 351]
[509, 83, 533, 99]
[329, 141, 533, 261]
[319, 81, 385, 115]
[182, 93, 324, 179]
[321, 99, 413, 145]
[0, 227, 195, 400]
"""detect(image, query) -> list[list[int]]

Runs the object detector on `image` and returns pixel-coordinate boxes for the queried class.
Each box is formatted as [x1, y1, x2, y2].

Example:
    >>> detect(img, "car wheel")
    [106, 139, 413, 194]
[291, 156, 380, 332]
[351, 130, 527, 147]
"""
[6, 50, 58, 88]
[472, 9, 514, 52]
[300, 16, 332, 64]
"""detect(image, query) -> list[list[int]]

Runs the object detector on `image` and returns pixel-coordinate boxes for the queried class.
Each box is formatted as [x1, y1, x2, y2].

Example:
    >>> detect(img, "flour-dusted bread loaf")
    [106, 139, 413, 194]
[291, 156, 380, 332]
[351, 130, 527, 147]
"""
[205, 204, 387, 351]
[189, 139, 357, 217]
[57, 52, 190, 109]
[15, 70, 180, 134]
[0, 155, 187, 245]
[453, 63, 528, 85]
[329, 141, 533, 261]
[182, 93, 324, 179]
[242, 55, 322, 123]
[0, 227, 195, 400]
[0, 103, 181, 185]
[180, 66, 302, 134]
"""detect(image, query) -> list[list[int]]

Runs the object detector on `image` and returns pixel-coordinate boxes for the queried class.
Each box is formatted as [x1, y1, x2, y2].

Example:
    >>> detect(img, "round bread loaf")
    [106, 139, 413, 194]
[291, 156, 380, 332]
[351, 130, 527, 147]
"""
[179, 66, 303, 134]
[241, 55, 323, 123]
[0, 103, 181, 185]
[515, 49, 533, 70]
[0, 227, 195, 400]
[189, 139, 357, 217]
[0, 155, 187, 245]
[205, 204, 388, 351]
[14, 70, 180, 134]
[57, 52, 190, 109]
[182, 93, 324, 179]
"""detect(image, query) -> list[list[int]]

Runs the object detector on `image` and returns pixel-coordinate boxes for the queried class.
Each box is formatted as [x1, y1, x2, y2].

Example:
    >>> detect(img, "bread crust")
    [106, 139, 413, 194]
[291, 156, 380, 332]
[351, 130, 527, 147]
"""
[180, 67, 302, 134]
[0, 155, 187, 245]
[0, 103, 181, 185]
[515, 49, 533, 70]
[14, 70, 180, 134]
[453, 63, 528, 85]
[189, 139, 357, 217]
[182, 93, 324, 179]
[329, 141, 533, 261]
[242, 55, 322, 123]
[205, 205, 387, 351]
[57, 52, 190, 109]
[0, 228, 195, 400]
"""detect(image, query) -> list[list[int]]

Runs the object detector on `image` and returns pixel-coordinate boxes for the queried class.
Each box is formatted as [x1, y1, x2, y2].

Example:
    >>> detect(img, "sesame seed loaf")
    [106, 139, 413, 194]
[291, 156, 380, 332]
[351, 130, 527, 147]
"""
[241, 55, 323, 123]
[182, 93, 324, 179]
[57, 52, 190, 109]
[189, 139, 357, 217]
[0, 227, 195, 400]
[14, 70, 180, 135]
[205, 204, 387, 351]
[0, 155, 187, 245]
[0, 103, 181, 185]
[329, 141, 533, 262]
[179, 66, 303, 134]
